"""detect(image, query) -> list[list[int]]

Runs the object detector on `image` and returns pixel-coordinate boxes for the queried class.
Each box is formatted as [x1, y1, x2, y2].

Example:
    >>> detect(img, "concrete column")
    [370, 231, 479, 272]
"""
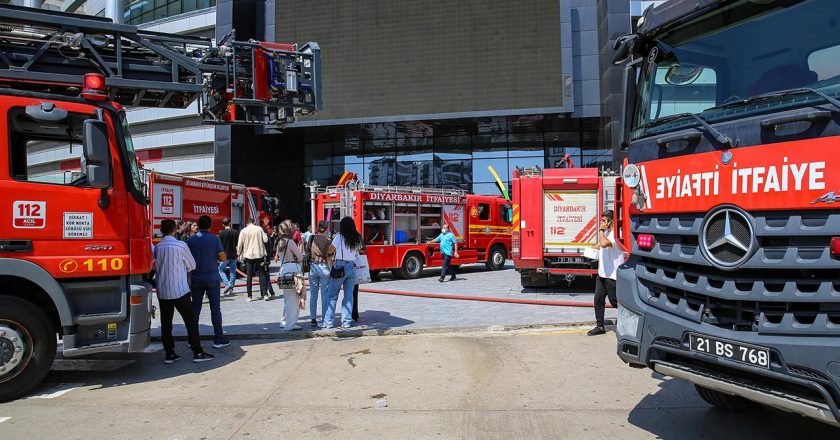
[104, 0, 124, 24]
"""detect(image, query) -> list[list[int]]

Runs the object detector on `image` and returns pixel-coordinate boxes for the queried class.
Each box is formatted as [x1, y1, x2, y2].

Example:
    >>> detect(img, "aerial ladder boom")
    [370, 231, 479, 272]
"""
[0, 3, 322, 125]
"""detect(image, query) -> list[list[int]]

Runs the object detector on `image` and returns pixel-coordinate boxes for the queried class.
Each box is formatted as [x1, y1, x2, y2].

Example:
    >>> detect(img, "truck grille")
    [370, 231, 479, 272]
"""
[633, 210, 840, 269]
[632, 209, 840, 335]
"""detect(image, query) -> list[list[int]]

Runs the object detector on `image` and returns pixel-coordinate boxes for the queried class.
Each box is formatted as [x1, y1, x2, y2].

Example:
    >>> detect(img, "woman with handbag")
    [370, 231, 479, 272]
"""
[323, 217, 362, 329]
[274, 220, 304, 331]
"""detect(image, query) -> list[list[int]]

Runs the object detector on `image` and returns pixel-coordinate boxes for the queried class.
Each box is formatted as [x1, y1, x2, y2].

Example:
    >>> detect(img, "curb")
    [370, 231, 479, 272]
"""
[152, 319, 616, 342]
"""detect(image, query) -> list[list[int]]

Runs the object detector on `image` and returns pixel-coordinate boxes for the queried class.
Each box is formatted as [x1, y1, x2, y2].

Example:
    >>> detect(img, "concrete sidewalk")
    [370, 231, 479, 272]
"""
[153, 263, 615, 339]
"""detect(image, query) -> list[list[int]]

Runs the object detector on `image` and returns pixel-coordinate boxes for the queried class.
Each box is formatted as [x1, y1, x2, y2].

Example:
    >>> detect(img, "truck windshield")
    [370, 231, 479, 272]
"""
[632, 0, 840, 140]
[119, 111, 145, 196]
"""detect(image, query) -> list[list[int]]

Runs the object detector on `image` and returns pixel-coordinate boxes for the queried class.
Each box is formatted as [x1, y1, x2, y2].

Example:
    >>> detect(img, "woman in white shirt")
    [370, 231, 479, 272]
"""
[589, 210, 627, 336]
[323, 217, 362, 329]
[274, 220, 303, 330]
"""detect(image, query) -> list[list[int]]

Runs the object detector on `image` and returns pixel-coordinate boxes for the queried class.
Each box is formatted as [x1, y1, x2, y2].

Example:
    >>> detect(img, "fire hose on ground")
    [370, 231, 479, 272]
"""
[224, 268, 610, 308]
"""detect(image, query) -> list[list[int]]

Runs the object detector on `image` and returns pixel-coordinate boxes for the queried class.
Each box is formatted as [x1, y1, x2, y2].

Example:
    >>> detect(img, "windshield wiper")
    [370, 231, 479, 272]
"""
[707, 87, 840, 113]
[638, 112, 735, 148]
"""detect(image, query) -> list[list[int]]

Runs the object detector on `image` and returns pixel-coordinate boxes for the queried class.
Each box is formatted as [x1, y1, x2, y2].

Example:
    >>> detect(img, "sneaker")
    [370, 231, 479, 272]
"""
[438, 278, 445, 283]
[341, 322, 352, 329]
[193, 352, 215, 363]
[246, 297, 255, 302]
[212, 339, 231, 349]
[164, 353, 181, 364]
[287, 325, 302, 331]
[223, 286, 234, 296]
[310, 319, 317, 325]
[449, 276, 457, 281]
[587, 326, 607, 336]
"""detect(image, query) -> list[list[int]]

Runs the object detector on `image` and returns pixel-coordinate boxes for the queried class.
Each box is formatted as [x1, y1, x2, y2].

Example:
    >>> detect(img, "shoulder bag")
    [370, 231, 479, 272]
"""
[277, 239, 302, 289]
[329, 234, 346, 279]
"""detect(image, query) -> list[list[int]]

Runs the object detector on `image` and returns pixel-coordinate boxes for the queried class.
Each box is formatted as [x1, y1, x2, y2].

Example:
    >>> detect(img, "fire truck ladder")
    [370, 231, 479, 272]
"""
[0, 4, 322, 125]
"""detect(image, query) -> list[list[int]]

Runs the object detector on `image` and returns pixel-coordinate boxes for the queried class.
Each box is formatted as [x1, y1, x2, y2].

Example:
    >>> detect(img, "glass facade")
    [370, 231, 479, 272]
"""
[302, 115, 607, 196]
[124, 0, 216, 25]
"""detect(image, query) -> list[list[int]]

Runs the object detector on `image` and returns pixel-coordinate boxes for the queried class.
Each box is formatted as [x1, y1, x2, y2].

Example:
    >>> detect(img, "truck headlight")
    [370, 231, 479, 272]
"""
[616, 305, 641, 339]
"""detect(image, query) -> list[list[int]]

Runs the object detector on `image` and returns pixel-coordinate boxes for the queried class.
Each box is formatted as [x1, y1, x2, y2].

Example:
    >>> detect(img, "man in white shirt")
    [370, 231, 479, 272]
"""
[237, 219, 270, 301]
[588, 210, 626, 336]
[153, 219, 214, 363]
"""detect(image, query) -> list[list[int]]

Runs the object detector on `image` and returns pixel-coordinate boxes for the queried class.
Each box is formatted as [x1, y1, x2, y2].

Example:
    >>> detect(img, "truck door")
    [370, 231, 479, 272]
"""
[467, 199, 492, 249]
[0, 100, 130, 292]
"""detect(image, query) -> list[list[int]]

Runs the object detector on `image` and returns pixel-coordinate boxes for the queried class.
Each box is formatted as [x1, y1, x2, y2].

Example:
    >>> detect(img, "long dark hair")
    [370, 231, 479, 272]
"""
[339, 216, 362, 249]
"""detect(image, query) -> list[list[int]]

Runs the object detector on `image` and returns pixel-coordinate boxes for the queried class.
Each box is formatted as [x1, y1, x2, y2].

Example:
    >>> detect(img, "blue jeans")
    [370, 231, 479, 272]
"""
[218, 259, 237, 289]
[324, 261, 356, 327]
[190, 279, 225, 343]
[309, 262, 330, 321]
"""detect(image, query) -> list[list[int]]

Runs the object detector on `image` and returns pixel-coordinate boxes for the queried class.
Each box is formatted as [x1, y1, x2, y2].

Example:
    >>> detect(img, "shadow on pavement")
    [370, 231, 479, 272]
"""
[627, 372, 840, 438]
[38, 342, 250, 396]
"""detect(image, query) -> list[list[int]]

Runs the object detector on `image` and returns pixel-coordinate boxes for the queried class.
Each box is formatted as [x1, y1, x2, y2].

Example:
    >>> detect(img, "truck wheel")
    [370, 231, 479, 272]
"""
[370, 270, 381, 280]
[694, 385, 757, 411]
[485, 245, 507, 271]
[0, 296, 56, 402]
[400, 253, 425, 279]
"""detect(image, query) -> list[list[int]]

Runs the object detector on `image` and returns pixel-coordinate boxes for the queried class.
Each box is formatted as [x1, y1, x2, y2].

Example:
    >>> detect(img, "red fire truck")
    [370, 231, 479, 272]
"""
[0, 4, 321, 401]
[613, 0, 840, 427]
[511, 166, 619, 287]
[147, 171, 276, 242]
[312, 181, 512, 278]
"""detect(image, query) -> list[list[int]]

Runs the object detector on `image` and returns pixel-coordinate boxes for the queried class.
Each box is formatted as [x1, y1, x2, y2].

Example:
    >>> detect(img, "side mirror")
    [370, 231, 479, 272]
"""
[83, 119, 111, 190]
[619, 65, 639, 151]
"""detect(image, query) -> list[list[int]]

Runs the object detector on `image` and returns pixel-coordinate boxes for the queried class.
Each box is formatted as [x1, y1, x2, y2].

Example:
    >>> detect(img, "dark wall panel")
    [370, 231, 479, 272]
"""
[276, 0, 564, 120]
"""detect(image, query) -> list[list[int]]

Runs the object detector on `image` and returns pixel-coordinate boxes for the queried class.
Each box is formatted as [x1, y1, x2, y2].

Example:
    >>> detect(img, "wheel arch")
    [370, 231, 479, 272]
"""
[401, 250, 426, 267]
[0, 259, 73, 330]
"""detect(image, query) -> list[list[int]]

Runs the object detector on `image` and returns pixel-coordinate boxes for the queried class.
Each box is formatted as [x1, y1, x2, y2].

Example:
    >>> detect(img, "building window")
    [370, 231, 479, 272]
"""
[125, 0, 217, 25]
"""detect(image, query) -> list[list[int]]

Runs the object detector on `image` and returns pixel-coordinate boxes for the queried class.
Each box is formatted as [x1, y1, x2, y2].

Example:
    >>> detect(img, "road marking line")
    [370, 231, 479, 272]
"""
[0, 417, 10, 424]
[27, 383, 84, 399]
[521, 329, 589, 336]
[141, 342, 163, 353]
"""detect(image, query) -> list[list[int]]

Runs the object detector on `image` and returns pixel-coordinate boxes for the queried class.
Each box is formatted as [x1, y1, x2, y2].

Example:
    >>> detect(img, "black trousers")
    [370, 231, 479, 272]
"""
[244, 258, 269, 298]
[594, 276, 618, 327]
[440, 254, 455, 280]
[352, 284, 359, 321]
[159, 293, 203, 356]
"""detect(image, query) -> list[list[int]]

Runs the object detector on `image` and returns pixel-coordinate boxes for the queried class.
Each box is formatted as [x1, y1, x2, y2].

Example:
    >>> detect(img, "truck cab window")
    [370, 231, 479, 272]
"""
[9, 107, 92, 187]
[477, 203, 490, 221]
[500, 204, 512, 224]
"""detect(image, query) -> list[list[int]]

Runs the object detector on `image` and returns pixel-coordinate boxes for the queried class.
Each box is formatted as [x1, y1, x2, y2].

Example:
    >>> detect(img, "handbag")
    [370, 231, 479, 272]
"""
[301, 235, 315, 273]
[354, 253, 371, 285]
[330, 234, 346, 279]
[277, 239, 302, 289]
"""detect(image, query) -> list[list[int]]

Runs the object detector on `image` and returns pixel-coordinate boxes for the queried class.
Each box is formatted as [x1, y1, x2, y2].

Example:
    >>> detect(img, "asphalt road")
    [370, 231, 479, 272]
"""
[1, 328, 836, 439]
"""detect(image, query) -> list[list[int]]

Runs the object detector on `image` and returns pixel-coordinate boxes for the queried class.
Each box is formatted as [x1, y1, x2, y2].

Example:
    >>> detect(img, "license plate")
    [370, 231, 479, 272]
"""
[558, 257, 584, 264]
[688, 334, 770, 369]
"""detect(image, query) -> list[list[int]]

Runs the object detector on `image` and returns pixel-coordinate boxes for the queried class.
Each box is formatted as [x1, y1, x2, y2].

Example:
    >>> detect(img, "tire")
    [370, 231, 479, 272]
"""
[485, 245, 507, 271]
[370, 270, 381, 280]
[400, 252, 425, 279]
[694, 385, 757, 411]
[0, 296, 57, 402]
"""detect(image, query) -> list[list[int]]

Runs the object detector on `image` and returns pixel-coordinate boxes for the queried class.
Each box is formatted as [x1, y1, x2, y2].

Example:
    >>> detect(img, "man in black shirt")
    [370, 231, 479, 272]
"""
[218, 217, 239, 295]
